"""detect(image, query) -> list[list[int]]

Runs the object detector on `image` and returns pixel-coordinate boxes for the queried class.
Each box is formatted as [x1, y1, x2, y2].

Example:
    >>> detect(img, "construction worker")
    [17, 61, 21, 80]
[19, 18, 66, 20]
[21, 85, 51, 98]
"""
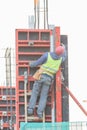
[28, 45, 66, 118]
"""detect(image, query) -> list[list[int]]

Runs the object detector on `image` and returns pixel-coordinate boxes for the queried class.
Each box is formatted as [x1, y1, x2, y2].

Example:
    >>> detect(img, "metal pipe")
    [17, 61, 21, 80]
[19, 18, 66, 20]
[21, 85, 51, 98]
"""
[6, 88, 9, 130]
[46, 0, 48, 29]
[24, 71, 28, 122]
[64, 86, 87, 116]
[34, 0, 49, 29]
[5, 52, 9, 130]
[38, 0, 40, 29]
[50, 27, 55, 52]
[9, 48, 13, 129]
[34, 0, 36, 28]
[44, 0, 45, 29]
[34, 0, 39, 29]
[50, 28, 55, 122]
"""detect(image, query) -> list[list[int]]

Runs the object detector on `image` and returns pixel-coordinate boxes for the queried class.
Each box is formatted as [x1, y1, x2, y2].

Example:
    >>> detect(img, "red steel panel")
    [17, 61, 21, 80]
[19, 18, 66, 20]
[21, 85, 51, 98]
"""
[15, 29, 55, 129]
[55, 27, 62, 122]
[15, 29, 20, 130]
[0, 86, 16, 129]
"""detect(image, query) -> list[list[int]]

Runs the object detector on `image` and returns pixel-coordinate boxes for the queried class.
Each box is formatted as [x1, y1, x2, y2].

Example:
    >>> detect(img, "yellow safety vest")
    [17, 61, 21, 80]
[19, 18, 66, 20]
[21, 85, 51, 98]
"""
[41, 53, 62, 76]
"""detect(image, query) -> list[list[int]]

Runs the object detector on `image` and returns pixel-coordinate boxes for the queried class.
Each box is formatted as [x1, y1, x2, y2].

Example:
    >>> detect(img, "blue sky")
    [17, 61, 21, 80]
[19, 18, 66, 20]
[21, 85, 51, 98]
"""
[0, 0, 87, 121]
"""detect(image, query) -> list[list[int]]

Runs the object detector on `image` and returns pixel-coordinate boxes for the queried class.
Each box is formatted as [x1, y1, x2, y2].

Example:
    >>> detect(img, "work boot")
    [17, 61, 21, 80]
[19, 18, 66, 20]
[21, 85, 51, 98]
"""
[37, 112, 43, 119]
[27, 108, 33, 116]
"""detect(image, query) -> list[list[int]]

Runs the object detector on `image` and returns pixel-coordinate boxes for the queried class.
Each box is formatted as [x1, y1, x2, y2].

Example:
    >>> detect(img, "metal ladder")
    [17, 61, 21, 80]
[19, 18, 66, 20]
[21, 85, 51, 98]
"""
[24, 71, 45, 122]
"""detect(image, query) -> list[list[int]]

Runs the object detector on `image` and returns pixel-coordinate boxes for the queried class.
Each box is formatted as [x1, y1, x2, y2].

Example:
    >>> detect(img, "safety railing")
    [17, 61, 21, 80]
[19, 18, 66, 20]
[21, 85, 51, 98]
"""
[20, 121, 87, 130]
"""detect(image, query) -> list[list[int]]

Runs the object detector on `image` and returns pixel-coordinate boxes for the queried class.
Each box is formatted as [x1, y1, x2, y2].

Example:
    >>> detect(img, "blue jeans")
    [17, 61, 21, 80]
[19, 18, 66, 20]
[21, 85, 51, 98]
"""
[28, 74, 53, 114]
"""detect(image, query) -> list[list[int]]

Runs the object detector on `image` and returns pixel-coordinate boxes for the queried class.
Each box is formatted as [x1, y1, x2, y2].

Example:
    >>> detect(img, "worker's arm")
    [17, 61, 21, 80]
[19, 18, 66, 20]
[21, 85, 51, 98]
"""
[29, 52, 48, 67]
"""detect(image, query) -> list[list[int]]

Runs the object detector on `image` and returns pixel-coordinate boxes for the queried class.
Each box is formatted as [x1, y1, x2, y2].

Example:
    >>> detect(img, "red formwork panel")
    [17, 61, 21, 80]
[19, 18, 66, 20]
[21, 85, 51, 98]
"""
[15, 29, 58, 130]
[54, 27, 62, 122]
[0, 86, 16, 130]
[15, 27, 62, 130]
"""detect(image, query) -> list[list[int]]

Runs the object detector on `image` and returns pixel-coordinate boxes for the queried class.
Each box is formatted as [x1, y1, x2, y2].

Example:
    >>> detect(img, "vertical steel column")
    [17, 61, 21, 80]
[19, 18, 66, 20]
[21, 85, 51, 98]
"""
[55, 27, 62, 122]
[38, 0, 40, 29]
[46, 0, 48, 29]
[24, 71, 28, 122]
[15, 30, 19, 130]
[61, 35, 69, 121]
[50, 28, 55, 122]
[34, 0, 36, 28]
[5, 48, 10, 130]
[9, 48, 13, 129]
[50, 26, 55, 52]
[44, 0, 45, 29]
[34, 0, 39, 29]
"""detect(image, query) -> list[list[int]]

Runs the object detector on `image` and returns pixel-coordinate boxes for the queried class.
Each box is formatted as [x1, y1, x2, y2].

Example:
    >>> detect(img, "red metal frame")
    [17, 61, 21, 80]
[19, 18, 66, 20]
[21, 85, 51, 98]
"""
[15, 30, 20, 130]
[55, 27, 62, 122]
[0, 86, 16, 129]
[15, 29, 57, 129]
[0, 27, 62, 130]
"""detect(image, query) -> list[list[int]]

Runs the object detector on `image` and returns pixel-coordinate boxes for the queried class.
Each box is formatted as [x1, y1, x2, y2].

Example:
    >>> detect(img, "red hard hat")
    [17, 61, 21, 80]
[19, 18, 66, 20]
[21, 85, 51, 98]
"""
[55, 46, 65, 55]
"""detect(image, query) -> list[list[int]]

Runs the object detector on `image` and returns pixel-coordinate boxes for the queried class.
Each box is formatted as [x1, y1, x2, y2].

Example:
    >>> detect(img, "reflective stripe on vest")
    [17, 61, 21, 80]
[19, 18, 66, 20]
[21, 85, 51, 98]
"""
[41, 53, 62, 75]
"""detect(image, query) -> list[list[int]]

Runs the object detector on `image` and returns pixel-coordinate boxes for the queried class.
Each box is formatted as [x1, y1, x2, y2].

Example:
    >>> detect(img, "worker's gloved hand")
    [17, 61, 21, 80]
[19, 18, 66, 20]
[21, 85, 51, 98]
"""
[61, 43, 65, 49]
[29, 61, 35, 67]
